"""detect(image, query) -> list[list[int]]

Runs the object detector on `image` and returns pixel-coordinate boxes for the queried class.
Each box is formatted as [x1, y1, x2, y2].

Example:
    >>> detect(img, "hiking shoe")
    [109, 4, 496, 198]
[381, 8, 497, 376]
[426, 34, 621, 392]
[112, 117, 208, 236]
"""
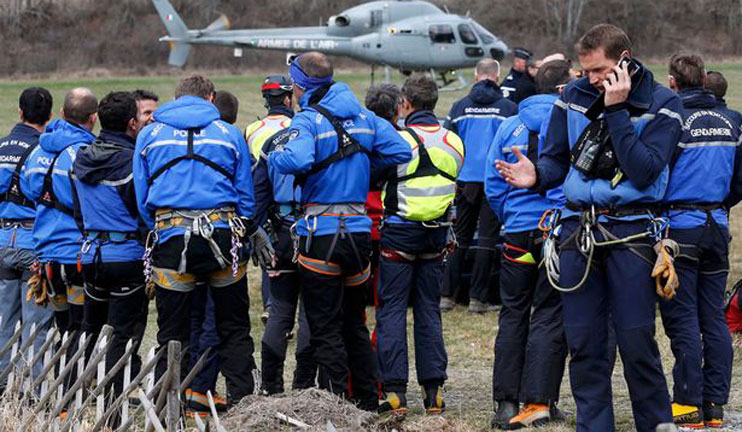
[468, 298, 488, 314]
[440, 296, 455, 311]
[655, 423, 679, 432]
[185, 389, 229, 413]
[671, 403, 703, 429]
[261, 307, 271, 324]
[491, 400, 518, 429]
[507, 403, 552, 429]
[378, 391, 407, 418]
[703, 402, 724, 428]
[422, 384, 445, 415]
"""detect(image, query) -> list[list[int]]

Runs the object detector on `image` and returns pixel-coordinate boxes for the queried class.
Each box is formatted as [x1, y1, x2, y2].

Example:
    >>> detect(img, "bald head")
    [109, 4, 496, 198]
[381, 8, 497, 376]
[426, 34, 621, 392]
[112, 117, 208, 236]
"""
[475, 59, 501, 83]
[299, 52, 334, 79]
[63, 87, 97, 129]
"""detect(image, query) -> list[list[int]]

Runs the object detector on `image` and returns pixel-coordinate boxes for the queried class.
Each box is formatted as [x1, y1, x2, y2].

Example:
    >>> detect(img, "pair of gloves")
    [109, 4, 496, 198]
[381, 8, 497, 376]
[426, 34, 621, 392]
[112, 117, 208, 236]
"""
[652, 238, 680, 300]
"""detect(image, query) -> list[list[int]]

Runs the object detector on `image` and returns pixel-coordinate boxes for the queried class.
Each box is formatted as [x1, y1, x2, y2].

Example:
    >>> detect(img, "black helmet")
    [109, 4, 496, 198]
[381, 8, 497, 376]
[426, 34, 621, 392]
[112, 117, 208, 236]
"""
[261, 75, 293, 97]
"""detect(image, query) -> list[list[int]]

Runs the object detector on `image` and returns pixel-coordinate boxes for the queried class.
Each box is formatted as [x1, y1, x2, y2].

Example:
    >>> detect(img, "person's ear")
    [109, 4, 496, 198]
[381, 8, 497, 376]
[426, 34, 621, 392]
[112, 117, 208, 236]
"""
[620, 50, 631, 60]
[668, 75, 677, 91]
[207, 92, 215, 103]
[127, 117, 139, 135]
[18, 108, 23, 123]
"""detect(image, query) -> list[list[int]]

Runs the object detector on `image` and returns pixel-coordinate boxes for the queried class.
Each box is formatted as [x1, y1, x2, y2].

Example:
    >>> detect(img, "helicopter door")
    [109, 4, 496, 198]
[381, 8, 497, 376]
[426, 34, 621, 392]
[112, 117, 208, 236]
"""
[428, 24, 462, 68]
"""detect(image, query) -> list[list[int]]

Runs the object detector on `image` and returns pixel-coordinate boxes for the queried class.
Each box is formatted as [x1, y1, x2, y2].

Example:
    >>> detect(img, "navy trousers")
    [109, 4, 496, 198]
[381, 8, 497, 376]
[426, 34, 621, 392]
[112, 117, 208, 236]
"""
[189, 283, 221, 394]
[376, 223, 448, 392]
[442, 181, 500, 303]
[659, 224, 733, 406]
[261, 224, 316, 394]
[559, 219, 671, 432]
[492, 230, 566, 405]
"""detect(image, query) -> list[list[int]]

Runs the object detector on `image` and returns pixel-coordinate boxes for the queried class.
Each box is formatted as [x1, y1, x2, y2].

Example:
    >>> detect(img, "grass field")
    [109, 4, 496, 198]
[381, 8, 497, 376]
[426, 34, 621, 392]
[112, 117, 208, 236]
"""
[1, 63, 742, 431]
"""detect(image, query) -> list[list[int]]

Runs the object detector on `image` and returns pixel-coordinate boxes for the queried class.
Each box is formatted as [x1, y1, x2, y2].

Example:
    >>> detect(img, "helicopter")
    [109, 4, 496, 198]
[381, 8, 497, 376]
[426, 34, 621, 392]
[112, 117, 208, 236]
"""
[152, 0, 509, 89]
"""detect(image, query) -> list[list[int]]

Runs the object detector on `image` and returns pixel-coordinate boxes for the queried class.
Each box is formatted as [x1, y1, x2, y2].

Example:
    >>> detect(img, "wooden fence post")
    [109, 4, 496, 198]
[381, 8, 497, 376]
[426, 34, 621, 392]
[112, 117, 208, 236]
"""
[166, 340, 181, 431]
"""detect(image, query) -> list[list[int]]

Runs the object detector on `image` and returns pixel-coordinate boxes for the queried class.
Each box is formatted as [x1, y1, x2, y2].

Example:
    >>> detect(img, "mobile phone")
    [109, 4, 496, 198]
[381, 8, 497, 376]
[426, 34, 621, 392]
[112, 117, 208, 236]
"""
[616, 54, 640, 78]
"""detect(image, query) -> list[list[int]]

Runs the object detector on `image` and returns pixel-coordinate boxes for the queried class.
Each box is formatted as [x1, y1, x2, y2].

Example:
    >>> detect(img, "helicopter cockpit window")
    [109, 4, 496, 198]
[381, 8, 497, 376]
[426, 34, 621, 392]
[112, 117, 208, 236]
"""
[458, 24, 478, 45]
[429, 24, 455, 44]
[472, 21, 495, 44]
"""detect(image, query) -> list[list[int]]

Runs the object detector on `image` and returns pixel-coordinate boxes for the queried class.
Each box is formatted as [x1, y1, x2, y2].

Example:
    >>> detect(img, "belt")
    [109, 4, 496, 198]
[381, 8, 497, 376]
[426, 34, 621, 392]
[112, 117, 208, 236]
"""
[302, 203, 366, 217]
[87, 231, 140, 243]
[0, 219, 34, 229]
[565, 202, 659, 218]
[155, 206, 236, 230]
[664, 202, 724, 212]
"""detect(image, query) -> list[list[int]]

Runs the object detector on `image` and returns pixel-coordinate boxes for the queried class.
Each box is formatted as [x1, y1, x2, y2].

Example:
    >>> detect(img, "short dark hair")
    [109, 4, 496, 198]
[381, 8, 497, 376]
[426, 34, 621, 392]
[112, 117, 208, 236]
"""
[213, 90, 239, 124]
[705, 71, 727, 98]
[535, 60, 573, 94]
[669, 53, 706, 90]
[577, 24, 632, 61]
[299, 52, 333, 79]
[19, 87, 53, 126]
[175, 74, 215, 99]
[131, 89, 159, 102]
[63, 88, 98, 125]
[265, 94, 288, 108]
[401, 75, 438, 111]
[98, 91, 137, 133]
[365, 84, 401, 122]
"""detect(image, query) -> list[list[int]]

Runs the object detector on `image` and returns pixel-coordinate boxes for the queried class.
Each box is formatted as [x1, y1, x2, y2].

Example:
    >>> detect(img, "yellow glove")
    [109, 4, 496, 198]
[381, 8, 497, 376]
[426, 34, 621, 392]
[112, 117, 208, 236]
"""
[651, 239, 680, 300]
[26, 261, 50, 306]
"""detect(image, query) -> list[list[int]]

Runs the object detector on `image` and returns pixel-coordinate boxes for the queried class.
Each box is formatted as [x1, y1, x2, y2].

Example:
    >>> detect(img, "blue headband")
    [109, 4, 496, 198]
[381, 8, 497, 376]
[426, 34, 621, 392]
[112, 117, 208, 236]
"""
[289, 55, 333, 90]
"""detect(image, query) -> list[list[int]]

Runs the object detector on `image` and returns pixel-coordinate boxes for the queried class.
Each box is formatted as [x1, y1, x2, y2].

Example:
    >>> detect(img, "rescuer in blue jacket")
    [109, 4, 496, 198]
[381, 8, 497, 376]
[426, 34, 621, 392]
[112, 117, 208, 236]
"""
[495, 25, 681, 432]
[253, 126, 316, 396]
[659, 54, 742, 429]
[268, 52, 411, 410]
[442, 59, 517, 313]
[72, 91, 149, 398]
[485, 60, 572, 429]
[23, 88, 98, 337]
[0, 88, 54, 380]
[133, 75, 274, 402]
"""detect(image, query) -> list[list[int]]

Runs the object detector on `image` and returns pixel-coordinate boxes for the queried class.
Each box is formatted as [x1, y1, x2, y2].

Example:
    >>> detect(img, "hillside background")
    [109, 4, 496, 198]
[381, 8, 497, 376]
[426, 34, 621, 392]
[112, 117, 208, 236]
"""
[1, 0, 741, 77]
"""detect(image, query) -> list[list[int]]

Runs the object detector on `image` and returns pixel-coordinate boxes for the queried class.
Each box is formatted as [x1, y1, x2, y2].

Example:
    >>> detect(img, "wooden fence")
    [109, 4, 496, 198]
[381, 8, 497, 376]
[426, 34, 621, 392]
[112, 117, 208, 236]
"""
[0, 319, 227, 432]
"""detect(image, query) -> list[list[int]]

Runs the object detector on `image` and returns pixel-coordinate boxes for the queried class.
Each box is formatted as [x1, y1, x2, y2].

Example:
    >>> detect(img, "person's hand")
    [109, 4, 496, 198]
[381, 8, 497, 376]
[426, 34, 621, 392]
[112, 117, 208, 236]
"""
[603, 62, 631, 106]
[495, 147, 537, 189]
[249, 225, 277, 269]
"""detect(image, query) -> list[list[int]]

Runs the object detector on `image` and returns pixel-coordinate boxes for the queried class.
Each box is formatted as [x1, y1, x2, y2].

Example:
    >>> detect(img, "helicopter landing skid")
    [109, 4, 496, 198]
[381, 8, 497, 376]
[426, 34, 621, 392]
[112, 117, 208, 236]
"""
[435, 70, 468, 92]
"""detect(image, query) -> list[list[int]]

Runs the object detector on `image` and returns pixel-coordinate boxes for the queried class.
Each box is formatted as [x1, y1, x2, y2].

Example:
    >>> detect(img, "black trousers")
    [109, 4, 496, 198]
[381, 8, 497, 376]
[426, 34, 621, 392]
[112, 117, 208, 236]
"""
[81, 260, 148, 395]
[261, 225, 316, 394]
[298, 232, 378, 410]
[152, 230, 256, 402]
[492, 230, 566, 404]
[442, 182, 501, 303]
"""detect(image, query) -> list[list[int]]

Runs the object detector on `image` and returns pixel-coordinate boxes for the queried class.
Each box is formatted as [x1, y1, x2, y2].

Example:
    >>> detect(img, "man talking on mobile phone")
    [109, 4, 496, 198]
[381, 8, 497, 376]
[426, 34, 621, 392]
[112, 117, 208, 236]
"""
[495, 24, 682, 432]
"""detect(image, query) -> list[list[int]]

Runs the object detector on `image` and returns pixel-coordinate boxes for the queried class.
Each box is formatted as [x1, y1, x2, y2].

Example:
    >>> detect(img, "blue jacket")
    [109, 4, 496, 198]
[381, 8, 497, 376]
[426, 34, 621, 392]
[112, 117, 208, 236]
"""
[536, 62, 683, 218]
[268, 83, 411, 236]
[133, 96, 255, 243]
[23, 119, 95, 263]
[73, 130, 144, 263]
[713, 96, 742, 130]
[485, 94, 561, 233]
[253, 127, 302, 226]
[0, 123, 40, 249]
[444, 80, 517, 183]
[663, 88, 742, 228]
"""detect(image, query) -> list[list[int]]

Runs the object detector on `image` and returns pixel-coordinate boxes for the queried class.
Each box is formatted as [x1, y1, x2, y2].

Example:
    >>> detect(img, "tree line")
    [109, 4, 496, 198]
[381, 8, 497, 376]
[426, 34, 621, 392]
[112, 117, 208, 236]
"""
[0, 0, 740, 77]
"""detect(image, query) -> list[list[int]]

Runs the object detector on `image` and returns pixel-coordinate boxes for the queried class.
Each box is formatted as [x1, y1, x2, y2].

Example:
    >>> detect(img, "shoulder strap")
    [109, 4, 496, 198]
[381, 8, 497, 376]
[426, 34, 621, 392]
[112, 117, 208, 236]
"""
[38, 150, 74, 216]
[147, 129, 234, 186]
[526, 130, 540, 166]
[293, 105, 372, 187]
[397, 127, 456, 182]
[0, 142, 38, 208]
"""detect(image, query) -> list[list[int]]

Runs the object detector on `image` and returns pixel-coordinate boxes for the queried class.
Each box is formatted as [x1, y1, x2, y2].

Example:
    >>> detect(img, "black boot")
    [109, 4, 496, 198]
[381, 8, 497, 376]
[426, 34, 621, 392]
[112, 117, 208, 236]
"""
[491, 400, 518, 429]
